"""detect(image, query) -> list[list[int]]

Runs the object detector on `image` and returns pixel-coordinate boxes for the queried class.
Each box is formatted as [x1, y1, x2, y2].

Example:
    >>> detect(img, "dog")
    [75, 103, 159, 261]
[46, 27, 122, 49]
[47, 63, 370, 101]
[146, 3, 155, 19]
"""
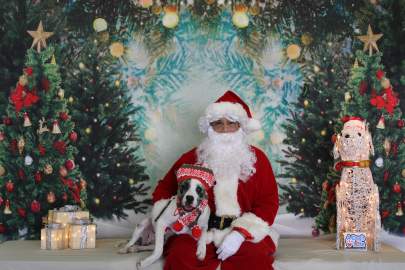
[333, 117, 381, 251]
[119, 164, 215, 269]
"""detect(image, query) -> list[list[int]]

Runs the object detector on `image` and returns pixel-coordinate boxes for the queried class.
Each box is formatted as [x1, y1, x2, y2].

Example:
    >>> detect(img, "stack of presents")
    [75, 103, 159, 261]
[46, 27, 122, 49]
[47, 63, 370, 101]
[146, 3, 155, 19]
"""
[40, 205, 96, 250]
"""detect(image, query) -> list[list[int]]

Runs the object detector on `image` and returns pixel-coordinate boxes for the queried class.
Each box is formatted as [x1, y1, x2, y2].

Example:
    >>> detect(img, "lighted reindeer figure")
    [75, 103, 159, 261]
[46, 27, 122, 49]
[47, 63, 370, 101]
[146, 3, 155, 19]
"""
[333, 117, 381, 251]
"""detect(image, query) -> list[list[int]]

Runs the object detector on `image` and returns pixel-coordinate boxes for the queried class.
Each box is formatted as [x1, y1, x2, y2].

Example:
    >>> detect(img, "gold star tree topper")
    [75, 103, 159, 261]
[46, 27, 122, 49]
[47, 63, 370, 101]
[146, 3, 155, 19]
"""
[356, 25, 383, 56]
[27, 21, 54, 52]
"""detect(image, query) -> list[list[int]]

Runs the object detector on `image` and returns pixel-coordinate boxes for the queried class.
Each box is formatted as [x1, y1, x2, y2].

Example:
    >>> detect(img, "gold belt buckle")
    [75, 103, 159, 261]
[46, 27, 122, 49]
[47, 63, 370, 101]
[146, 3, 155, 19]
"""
[219, 216, 225, 230]
[359, 160, 370, 167]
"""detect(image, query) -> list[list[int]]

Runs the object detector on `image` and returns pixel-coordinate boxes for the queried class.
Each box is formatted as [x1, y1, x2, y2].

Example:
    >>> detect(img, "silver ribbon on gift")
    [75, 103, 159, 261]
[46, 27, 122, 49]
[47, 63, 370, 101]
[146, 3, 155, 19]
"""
[46, 223, 62, 249]
[72, 218, 91, 249]
[58, 205, 80, 212]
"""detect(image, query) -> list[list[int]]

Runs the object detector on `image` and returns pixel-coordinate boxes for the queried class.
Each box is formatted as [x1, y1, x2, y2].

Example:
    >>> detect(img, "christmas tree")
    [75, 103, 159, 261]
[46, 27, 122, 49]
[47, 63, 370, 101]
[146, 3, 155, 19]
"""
[63, 34, 150, 219]
[279, 38, 352, 220]
[316, 26, 405, 234]
[0, 24, 86, 240]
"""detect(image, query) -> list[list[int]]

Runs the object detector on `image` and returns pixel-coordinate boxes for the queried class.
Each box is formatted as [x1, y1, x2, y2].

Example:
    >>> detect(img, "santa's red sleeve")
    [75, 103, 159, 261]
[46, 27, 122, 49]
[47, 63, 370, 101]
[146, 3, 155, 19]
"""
[231, 147, 279, 243]
[152, 149, 197, 203]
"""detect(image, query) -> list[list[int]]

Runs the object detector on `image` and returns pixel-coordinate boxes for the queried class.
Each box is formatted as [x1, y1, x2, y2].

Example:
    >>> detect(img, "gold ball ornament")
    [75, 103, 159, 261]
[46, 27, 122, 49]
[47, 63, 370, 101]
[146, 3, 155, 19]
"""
[303, 100, 309, 107]
[381, 78, 391, 89]
[79, 62, 85, 69]
[249, 5, 260, 16]
[162, 5, 179, 29]
[320, 129, 327, 136]
[291, 177, 297, 184]
[0, 165, 5, 176]
[402, 169, 405, 178]
[19, 75, 28, 86]
[94, 198, 100, 205]
[47, 191, 56, 204]
[286, 44, 301, 60]
[129, 178, 135, 185]
[110, 42, 125, 58]
[115, 80, 121, 87]
[98, 31, 110, 43]
[301, 138, 306, 143]
[152, 5, 163, 15]
[44, 164, 53, 175]
[232, 4, 249, 29]
[80, 178, 87, 189]
[85, 127, 92, 134]
[313, 65, 320, 73]
[301, 33, 313, 46]
[93, 18, 108, 32]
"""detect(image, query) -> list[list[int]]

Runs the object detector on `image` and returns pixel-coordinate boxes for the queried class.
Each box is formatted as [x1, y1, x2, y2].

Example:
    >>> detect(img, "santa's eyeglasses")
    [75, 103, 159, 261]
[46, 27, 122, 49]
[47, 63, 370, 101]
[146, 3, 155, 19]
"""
[209, 119, 240, 133]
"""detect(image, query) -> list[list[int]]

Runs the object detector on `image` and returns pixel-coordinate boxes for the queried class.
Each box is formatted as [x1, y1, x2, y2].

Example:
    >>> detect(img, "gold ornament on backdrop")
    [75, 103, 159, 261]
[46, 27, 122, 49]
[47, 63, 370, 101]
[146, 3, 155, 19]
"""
[94, 198, 100, 205]
[232, 4, 249, 28]
[303, 99, 309, 107]
[162, 5, 179, 28]
[301, 33, 313, 46]
[356, 25, 383, 56]
[93, 18, 108, 32]
[27, 21, 54, 52]
[109, 42, 125, 58]
[249, 4, 260, 16]
[44, 164, 53, 175]
[18, 137, 25, 154]
[320, 129, 327, 136]
[152, 5, 163, 14]
[286, 44, 301, 60]
[85, 127, 92, 134]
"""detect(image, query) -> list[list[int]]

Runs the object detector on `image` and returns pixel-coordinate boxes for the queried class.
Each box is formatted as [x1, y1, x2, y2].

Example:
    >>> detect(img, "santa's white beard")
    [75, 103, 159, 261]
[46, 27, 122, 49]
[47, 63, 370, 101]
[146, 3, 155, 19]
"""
[197, 127, 256, 216]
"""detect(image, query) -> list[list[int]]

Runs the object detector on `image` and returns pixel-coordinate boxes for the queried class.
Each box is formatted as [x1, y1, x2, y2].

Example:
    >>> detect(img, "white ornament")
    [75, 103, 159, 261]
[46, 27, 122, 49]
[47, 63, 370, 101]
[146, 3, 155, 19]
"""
[232, 7, 249, 28]
[25, 155, 33, 166]
[162, 7, 179, 29]
[375, 157, 383, 168]
[93, 18, 108, 32]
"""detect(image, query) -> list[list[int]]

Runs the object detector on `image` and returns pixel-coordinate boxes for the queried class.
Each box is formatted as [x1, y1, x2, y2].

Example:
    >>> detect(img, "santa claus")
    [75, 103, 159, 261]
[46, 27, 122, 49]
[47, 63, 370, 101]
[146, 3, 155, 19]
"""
[152, 90, 279, 270]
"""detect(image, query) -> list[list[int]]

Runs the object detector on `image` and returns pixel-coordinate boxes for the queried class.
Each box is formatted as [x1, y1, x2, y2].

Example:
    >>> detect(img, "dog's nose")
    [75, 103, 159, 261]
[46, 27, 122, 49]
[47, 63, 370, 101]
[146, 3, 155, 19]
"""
[186, 195, 194, 204]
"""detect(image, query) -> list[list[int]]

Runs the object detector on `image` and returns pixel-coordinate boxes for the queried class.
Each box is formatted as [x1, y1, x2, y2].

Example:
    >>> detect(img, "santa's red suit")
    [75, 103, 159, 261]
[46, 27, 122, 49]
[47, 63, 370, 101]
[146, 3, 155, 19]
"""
[152, 91, 279, 270]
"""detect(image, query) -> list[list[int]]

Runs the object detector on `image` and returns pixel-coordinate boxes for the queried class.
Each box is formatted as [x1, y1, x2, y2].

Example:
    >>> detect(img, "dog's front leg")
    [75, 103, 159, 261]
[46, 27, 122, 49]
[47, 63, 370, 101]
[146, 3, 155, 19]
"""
[138, 222, 165, 269]
[196, 229, 207, 261]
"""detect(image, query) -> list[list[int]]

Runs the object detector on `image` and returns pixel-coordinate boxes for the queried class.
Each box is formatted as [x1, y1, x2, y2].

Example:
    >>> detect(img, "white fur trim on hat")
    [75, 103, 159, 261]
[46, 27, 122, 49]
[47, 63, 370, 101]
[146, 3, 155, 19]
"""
[198, 102, 261, 134]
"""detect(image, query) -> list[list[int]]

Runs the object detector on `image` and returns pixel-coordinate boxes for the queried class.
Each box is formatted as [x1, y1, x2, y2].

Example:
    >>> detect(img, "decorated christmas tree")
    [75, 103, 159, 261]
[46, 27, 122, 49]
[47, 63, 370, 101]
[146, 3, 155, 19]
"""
[316, 26, 405, 234]
[279, 38, 352, 222]
[0, 23, 86, 240]
[63, 32, 150, 219]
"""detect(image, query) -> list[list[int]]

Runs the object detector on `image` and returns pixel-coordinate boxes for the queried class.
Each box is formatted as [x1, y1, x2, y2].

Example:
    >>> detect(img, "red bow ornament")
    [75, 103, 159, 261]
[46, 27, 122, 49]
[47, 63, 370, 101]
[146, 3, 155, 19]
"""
[10, 83, 39, 112]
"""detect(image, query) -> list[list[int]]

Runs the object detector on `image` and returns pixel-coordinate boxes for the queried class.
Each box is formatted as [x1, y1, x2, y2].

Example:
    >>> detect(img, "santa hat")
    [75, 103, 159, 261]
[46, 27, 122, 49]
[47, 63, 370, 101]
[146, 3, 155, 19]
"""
[176, 164, 215, 191]
[341, 116, 366, 130]
[198, 90, 261, 134]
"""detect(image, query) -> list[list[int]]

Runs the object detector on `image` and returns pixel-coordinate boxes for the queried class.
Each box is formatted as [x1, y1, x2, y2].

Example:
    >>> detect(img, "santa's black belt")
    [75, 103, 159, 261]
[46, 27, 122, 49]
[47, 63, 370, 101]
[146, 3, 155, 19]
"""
[208, 214, 237, 230]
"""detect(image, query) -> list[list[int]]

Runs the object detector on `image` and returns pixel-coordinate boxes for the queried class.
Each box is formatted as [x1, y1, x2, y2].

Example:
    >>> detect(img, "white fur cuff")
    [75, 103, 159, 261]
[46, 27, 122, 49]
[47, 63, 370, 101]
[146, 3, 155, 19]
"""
[231, 212, 279, 246]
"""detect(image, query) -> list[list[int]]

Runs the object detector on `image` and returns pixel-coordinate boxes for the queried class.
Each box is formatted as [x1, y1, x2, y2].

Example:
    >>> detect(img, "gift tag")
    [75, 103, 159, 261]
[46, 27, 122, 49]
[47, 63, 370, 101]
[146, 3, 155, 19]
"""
[343, 232, 367, 251]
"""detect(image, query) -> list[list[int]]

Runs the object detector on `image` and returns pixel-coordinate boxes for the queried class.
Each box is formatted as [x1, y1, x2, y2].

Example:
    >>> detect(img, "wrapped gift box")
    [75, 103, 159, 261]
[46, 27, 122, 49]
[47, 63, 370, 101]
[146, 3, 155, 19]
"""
[41, 224, 67, 250]
[48, 205, 89, 225]
[69, 219, 96, 249]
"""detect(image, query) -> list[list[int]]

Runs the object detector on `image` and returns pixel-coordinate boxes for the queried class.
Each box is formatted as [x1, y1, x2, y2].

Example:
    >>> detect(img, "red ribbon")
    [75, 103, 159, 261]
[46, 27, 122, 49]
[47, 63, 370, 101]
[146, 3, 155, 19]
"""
[10, 83, 39, 112]
[340, 116, 364, 123]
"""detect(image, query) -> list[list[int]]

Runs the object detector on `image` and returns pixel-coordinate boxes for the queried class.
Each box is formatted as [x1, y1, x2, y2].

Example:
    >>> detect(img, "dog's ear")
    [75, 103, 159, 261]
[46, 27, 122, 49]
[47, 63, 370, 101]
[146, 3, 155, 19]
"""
[365, 124, 375, 156]
[333, 134, 341, 159]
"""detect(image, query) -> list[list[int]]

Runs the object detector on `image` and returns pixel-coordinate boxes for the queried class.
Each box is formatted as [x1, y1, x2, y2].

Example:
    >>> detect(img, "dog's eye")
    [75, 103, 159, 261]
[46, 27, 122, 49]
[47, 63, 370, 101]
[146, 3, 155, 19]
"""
[345, 134, 350, 138]
[196, 186, 203, 195]
[358, 132, 362, 137]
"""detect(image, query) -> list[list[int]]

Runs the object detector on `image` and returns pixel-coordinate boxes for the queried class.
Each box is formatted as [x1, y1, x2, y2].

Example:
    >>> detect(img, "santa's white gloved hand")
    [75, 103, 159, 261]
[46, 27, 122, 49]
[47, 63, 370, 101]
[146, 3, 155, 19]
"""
[216, 230, 245, 261]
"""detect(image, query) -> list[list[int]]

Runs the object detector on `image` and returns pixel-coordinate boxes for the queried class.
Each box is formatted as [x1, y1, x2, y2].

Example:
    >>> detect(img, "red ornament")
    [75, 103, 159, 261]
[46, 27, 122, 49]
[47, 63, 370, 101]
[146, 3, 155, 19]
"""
[18, 208, 27, 218]
[331, 134, 337, 143]
[24, 67, 33, 76]
[382, 210, 390, 219]
[3, 117, 12, 125]
[172, 221, 183, 232]
[383, 171, 390, 183]
[10, 139, 17, 153]
[65, 160, 75, 171]
[376, 69, 385, 80]
[34, 171, 42, 184]
[191, 226, 202, 239]
[41, 77, 50, 91]
[392, 143, 398, 157]
[30, 200, 41, 213]
[59, 112, 69, 121]
[38, 144, 46, 156]
[6, 181, 14, 192]
[0, 224, 5, 234]
[69, 131, 78, 142]
[393, 182, 401, 193]
[398, 119, 405, 128]
[312, 227, 320, 237]
[53, 140, 66, 155]
[359, 81, 368, 95]
[18, 169, 26, 180]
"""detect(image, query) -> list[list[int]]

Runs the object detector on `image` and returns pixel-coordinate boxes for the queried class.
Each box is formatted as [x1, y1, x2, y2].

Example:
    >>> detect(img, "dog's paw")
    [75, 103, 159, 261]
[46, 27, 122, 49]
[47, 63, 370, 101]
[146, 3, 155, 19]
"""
[136, 261, 142, 270]
[118, 247, 129, 254]
[196, 244, 207, 261]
